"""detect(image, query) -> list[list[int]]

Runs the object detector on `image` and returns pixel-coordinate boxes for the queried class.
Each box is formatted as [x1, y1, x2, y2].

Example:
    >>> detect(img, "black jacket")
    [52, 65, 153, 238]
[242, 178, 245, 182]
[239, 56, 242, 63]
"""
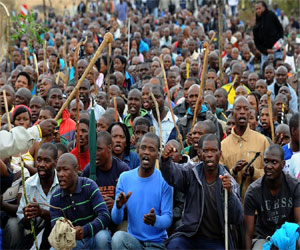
[160, 159, 243, 249]
[253, 9, 283, 55]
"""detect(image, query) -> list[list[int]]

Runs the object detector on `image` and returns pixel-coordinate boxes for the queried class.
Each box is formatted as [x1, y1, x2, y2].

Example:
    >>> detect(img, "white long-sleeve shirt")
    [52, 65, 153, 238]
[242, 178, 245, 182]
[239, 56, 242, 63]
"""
[0, 126, 40, 159]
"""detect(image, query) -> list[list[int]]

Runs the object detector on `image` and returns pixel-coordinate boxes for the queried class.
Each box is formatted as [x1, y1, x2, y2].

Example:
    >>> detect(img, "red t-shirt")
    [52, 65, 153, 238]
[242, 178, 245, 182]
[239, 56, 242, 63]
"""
[70, 147, 90, 171]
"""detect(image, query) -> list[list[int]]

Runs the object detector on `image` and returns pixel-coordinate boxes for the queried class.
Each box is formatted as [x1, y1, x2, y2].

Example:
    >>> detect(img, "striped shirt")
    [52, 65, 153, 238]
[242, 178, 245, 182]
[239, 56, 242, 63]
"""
[50, 177, 110, 238]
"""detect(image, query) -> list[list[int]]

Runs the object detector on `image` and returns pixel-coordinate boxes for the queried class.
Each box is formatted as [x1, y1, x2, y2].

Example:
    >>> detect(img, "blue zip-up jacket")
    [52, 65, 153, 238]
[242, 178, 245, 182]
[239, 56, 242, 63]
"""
[160, 158, 243, 249]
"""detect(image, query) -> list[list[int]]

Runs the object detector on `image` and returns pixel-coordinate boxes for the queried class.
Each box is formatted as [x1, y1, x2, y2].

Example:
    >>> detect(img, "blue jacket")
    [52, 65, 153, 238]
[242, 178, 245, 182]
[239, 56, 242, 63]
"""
[160, 158, 243, 249]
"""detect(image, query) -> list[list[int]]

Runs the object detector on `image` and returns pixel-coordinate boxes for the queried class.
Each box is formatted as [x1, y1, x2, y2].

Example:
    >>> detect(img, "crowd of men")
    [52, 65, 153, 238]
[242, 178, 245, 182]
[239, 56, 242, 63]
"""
[0, 0, 300, 249]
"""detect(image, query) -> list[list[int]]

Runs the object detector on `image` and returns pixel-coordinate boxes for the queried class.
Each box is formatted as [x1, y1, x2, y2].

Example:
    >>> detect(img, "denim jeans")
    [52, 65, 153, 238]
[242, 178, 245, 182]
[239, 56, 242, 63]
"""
[261, 50, 283, 69]
[74, 229, 111, 250]
[167, 235, 225, 250]
[111, 231, 166, 250]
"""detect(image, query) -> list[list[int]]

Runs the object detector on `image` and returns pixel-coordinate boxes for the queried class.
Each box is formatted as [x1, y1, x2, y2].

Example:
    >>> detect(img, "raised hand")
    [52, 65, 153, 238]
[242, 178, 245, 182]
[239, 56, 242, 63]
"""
[144, 208, 156, 226]
[116, 191, 132, 209]
[162, 142, 176, 160]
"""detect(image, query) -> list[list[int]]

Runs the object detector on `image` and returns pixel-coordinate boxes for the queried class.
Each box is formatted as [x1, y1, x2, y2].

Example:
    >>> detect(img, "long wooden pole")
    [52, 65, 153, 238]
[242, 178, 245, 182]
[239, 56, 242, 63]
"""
[159, 56, 185, 153]
[55, 33, 113, 121]
[224, 188, 228, 250]
[218, 0, 224, 84]
[192, 42, 209, 129]
[106, 43, 112, 99]
[3, 90, 11, 131]
[63, 35, 68, 87]
[43, 41, 47, 74]
[267, 91, 275, 143]
[114, 97, 118, 122]
[150, 91, 162, 154]
[33, 53, 39, 79]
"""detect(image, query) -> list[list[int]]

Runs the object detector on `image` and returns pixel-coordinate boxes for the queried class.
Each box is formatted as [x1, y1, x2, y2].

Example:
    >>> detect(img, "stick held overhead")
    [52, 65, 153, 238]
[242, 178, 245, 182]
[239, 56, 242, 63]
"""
[54, 32, 113, 121]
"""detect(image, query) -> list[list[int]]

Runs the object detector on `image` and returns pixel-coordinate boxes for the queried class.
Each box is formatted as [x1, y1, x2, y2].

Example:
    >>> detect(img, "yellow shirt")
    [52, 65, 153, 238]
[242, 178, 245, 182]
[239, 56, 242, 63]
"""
[220, 125, 269, 200]
[222, 83, 251, 105]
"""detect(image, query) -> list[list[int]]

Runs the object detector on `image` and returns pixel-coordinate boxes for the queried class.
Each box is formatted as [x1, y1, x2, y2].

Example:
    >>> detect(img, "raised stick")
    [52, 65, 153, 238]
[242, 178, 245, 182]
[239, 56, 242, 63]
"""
[224, 188, 228, 250]
[150, 91, 162, 154]
[3, 90, 11, 131]
[267, 91, 275, 142]
[33, 53, 39, 79]
[192, 42, 209, 129]
[218, 0, 224, 84]
[43, 41, 47, 74]
[159, 56, 185, 153]
[114, 97, 118, 122]
[54, 33, 113, 121]
[63, 35, 68, 86]
[186, 58, 190, 79]
[227, 75, 238, 96]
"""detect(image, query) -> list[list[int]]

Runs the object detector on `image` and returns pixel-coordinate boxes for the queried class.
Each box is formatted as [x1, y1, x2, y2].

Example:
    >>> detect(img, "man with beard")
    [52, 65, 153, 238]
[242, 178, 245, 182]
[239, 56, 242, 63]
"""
[214, 88, 232, 118]
[16, 143, 60, 249]
[47, 86, 76, 142]
[244, 144, 300, 249]
[124, 89, 152, 136]
[83, 131, 129, 212]
[29, 96, 45, 124]
[268, 66, 298, 112]
[185, 120, 217, 162]
[220, 97, 269, 200]
[150, 85, 177, 145]
[177, 84, 218, 141]
[111, 132, 173, 249]
[79, 79, 105, 121]
[50, 153, 111, 249]
[174, 78, 198, 118]
[37, 77, 55, 101]
[264, 65, 275, 85]
[161, 134, 242, 249]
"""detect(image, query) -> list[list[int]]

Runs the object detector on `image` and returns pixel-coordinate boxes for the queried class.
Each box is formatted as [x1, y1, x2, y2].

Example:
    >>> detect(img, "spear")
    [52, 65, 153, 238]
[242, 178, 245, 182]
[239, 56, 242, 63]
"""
[192, 42, 209, 129]
[159, 56, 185, 153]
[54, 33, 113, 121]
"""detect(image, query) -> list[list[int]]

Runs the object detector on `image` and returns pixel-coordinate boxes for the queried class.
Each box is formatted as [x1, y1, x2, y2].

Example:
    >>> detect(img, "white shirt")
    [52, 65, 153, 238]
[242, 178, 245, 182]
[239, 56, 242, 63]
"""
[150, 110, 178, 146]
[289, 152, 300, 178]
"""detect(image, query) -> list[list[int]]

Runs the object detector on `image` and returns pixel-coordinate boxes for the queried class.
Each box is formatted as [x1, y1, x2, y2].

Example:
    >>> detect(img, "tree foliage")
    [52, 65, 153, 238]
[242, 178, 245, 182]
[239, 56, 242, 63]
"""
[11, 13, 48, 48]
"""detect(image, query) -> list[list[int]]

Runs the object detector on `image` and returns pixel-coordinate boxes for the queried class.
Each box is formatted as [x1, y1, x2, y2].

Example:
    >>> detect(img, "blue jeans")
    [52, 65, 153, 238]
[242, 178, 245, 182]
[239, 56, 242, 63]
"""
[74, 229, 111, 250]
[111, 231, 166, 250]
[167, 235, 225, 250]
[261, 50, 283, 70]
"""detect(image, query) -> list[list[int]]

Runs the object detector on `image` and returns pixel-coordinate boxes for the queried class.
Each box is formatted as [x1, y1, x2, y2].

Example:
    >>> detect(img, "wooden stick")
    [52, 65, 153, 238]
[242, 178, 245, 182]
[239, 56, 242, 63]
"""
[224, 188, 228, 250]
[150, 91, 162, 154]
[33, 53, 39, 79]
[159, 56, 185, 153]
[267, 91, 275, 143]
[54, 33, 113, 121]
[127, 18, 130, 59]
[186, 58, 190, 79]
[114, 97, 118, 122]
[210, 32, 216, 43]
[218, 1, 224, 84]
[24, 49, 28, 66]
[106, 43, 112, 99]
[63, 35, 68, 86]
[20, 156, 38, 250]
[3, 90, 11, 131]
[43, 40, 47, 74]
[227, 75, 238, 96]
[76, 91, 81, 170]
[192, 42, 209, 129]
